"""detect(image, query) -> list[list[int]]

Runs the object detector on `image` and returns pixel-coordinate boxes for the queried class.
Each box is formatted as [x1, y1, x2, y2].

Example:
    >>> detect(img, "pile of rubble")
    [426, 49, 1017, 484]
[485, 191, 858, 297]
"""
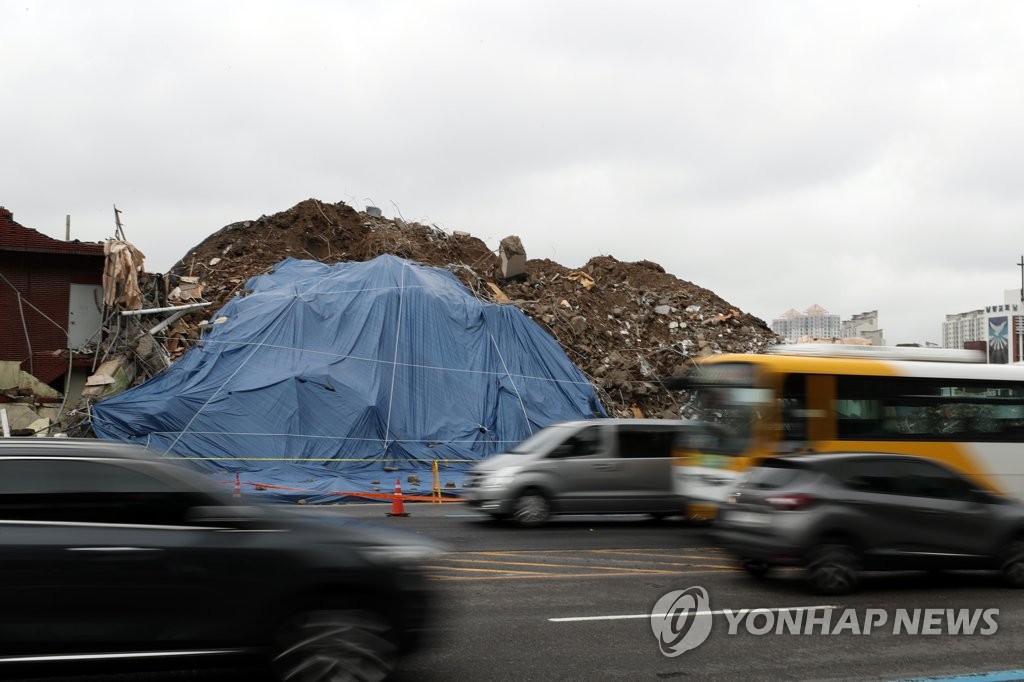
[159, 199, 780, 418]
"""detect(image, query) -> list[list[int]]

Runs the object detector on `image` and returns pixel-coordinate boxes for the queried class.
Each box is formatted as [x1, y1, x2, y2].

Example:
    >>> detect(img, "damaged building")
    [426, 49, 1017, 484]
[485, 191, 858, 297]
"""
[0, 205, 209, 436]
[0, 206, 106, 434]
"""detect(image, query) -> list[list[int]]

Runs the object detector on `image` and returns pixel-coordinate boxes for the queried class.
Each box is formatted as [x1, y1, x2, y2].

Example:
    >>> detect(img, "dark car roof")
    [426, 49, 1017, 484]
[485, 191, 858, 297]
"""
[0, 438, 155, 460]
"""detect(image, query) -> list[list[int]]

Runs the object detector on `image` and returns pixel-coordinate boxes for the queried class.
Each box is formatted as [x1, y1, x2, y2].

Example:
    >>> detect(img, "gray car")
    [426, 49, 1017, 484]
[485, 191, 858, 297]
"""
[463, 418, 712, 526]
[715, 452, 1024, 594]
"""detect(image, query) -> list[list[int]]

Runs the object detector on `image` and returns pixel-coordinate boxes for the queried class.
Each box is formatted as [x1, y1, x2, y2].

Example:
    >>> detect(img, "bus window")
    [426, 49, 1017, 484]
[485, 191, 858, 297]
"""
[836, 375, 1024, 441]
[779, 374, 808, 450]
[693, 386, 766, 456]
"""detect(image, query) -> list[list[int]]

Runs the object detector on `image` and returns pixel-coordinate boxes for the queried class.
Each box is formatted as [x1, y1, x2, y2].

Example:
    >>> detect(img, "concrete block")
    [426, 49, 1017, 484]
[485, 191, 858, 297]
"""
[499, 235, 526, 279]
[0, 361, 21, 390]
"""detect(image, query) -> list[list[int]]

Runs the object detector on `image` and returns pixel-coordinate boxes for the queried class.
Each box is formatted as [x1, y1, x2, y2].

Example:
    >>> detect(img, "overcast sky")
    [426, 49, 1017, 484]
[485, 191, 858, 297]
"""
[4, 1, 1024, 345]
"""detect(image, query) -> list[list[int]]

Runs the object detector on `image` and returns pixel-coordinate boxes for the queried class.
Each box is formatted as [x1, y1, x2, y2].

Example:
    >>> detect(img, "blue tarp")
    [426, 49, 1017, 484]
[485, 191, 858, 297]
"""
[92, 255, 605, 502]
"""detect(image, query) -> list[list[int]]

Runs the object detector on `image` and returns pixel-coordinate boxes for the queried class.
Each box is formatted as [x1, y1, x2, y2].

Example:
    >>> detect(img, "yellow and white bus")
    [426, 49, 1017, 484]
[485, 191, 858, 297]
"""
[673, 344, 1024, 519]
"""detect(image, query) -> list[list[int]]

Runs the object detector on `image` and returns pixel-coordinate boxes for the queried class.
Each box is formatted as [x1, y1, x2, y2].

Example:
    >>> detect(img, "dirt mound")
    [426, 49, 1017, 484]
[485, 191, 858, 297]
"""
[168, 199, 780, 417]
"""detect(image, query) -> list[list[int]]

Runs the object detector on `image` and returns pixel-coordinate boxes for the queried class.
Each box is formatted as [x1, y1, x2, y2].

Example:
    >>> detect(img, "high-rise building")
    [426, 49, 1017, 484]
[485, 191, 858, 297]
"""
[841, 310, 886, 346]
[942, 289, 1024, 364]
[942, 310, 985, 350]
[771, 304, 841, 342]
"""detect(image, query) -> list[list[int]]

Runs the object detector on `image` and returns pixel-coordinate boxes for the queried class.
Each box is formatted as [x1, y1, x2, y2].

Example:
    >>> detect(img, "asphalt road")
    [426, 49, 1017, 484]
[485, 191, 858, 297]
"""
[13, 503, 1024, 681]
[384, 504, 1024, 682]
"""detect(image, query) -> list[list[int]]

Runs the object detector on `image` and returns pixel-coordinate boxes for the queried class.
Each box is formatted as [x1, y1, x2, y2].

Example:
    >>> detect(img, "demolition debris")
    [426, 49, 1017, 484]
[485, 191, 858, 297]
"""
[156, 199, 781, 418]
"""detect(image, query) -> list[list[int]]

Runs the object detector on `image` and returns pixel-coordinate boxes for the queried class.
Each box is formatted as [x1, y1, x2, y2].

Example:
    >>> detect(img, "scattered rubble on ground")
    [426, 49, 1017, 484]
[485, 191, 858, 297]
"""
[0, 361, 62, 435]
[147, 199, 781, 418]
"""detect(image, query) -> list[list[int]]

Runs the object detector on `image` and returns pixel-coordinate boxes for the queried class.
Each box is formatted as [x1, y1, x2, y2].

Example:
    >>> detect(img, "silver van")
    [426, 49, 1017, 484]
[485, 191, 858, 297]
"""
[463, 418, 710, 526]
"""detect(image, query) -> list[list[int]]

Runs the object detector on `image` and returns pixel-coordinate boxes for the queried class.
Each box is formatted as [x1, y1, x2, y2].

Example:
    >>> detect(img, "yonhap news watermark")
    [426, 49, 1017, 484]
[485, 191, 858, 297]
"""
[650, 587, 999, 657]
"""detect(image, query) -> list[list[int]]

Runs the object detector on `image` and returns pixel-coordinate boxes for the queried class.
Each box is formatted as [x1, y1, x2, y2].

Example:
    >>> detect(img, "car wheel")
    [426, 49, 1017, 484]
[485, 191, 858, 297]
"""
[741, 559, 771, 579]
[1000, 539, 1024, 588]
[805, 542, 860, 595]
[512, 491, 550, 527]
[272, 607, 397, 682]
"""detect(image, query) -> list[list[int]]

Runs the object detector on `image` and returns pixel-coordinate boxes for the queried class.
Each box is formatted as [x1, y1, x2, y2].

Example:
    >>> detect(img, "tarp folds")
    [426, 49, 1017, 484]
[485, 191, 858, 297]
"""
[92, 255, 605, 500]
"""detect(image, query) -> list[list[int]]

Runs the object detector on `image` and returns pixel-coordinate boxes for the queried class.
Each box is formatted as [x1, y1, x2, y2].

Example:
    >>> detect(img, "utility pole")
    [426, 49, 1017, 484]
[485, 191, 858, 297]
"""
[1017, 255, 1024, 363]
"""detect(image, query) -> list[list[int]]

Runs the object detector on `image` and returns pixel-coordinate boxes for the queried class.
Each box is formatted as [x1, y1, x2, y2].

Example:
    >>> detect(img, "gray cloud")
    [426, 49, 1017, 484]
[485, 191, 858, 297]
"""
[4, 0, 1024, 345]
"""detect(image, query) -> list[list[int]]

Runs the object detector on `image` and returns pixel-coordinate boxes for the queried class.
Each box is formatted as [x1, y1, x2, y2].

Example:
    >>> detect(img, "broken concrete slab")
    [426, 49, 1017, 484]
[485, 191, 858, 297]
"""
[0, 361, 62, 398]
[0, 362, 19, 391]
[25, 417, 51, 436]
[499, 235, 527, 279]
[82, 357, 137, 399]
[0, 403, 58, 432]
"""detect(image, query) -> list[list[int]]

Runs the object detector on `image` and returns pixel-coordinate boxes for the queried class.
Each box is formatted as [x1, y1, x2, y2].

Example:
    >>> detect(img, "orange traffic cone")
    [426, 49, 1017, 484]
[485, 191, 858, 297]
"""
[387, 478, 410, 517]
[233, 472, 242, 499]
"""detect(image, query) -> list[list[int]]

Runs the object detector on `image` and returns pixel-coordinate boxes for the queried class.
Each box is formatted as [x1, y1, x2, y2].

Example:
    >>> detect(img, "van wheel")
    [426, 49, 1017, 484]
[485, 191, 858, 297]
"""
[805, 542, 860, 595]
[1000, 539, 1024, 588]
[512, 491, 550, 527]
[272, 606, 397, 682]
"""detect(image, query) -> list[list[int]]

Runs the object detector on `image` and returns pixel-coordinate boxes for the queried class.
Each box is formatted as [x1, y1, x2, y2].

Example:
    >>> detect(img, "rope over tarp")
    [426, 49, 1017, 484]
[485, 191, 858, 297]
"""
[93, 255, 605, 502]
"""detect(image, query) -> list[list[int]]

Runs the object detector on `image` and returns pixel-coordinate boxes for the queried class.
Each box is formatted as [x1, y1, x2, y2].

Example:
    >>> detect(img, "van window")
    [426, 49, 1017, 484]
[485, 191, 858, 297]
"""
[617, 428, 675, 459]
[548, 426, 603, 458]
[509, 424, 577, 454]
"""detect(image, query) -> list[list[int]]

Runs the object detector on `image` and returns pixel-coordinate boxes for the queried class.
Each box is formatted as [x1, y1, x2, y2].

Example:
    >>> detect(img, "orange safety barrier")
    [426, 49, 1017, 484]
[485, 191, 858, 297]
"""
[213, 477, 462, 503]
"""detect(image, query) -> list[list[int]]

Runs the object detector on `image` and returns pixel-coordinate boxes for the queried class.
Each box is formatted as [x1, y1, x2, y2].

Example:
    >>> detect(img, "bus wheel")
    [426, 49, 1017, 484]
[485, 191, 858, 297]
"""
[1000, 538, 1024, 588]
[805, 542, 860, 595]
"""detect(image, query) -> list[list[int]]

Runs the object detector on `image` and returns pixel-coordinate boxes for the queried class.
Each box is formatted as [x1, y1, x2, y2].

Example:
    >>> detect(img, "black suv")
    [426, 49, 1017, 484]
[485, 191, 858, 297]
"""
[715, 452, 1024, 594]
[0, 438, 441, 680]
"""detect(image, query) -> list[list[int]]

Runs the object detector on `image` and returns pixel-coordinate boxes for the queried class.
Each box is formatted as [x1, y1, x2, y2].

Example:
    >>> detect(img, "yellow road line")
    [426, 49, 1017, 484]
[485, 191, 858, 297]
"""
[427, 568, 741, 582]
[439, 557, 682, 573]
[461, 548, 726, 557]
[587, 551, 729, 562]
[421, 564, 551, 576]
[437, 557, 737, 572]
[591, 549, 728, 557]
